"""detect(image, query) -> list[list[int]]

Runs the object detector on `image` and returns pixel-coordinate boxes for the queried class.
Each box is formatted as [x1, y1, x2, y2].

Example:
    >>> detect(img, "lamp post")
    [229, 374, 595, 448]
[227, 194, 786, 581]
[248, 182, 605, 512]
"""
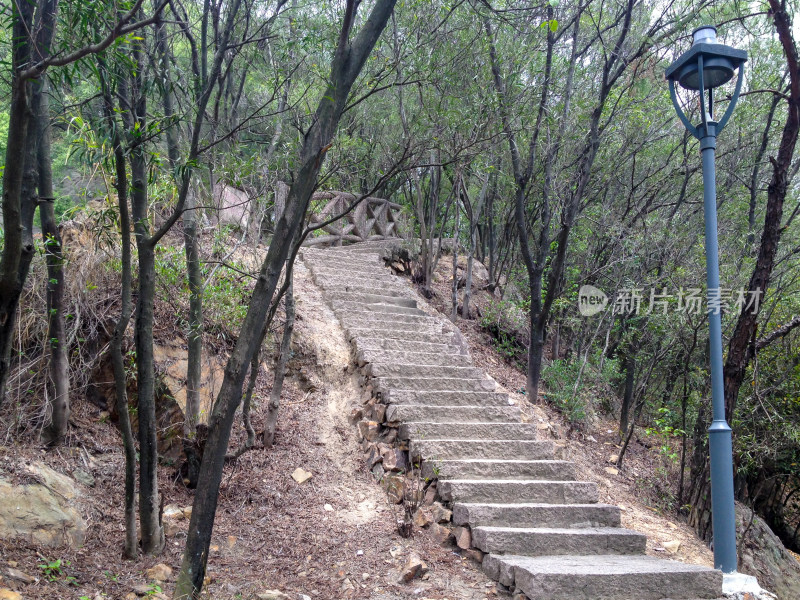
[665, 26, 747, 574]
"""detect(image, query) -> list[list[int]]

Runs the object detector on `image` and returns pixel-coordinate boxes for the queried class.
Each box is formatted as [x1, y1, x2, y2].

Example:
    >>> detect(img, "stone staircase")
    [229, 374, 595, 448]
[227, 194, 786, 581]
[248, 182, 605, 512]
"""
[300, 242, 723, 600]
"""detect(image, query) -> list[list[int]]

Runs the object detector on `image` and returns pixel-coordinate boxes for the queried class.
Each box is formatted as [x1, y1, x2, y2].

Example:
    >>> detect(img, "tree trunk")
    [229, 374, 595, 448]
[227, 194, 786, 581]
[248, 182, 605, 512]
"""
[174, 1, 398, 595]
[0, 0, 36, 407]
[451, 184, 460, 321]
[98, 57, 139, 559]
[264, 270, 295, 448]
[37, 80, 70, 446]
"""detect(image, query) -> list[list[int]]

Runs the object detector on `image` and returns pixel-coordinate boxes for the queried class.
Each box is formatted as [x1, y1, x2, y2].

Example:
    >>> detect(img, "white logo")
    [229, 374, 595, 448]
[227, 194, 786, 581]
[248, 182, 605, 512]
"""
[578, 285, 608, 316]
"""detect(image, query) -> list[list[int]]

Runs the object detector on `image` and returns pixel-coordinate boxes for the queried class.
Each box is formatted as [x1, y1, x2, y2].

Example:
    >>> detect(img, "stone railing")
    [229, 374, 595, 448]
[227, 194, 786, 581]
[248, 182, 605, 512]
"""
[275, 183, 403, 246]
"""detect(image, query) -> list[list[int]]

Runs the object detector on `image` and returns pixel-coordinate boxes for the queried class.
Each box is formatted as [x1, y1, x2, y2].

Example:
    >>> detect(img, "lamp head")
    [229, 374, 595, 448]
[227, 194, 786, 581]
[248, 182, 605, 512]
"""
[665, 26, 747, 91]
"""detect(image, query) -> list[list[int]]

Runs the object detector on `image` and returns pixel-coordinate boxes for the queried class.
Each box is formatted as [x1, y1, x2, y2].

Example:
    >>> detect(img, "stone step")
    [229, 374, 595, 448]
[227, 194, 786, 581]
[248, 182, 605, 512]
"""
[307, 263, 390, 276]
[375, 376, 496, 393]
[453, 502, 621, 528]
[421, 459, 575, 481]
[330, 301, 423, 315]
[472, 526, 647, 556]
[348, 328, 450, 345]
[399, 422, 537, 441]
[368, 364, 484, 379]
[357, 349, 472, 367]
[313, 277, 408, 294]
[386, 404, 521, 424]
[354, 339, 462, 355]
[323, 291, 417, 308]
[306, 261, 388, 274]
[339, 312, 439, 327]
[384, 389, 511, 406]
[411, 439, 553, 462]
[483, 554, 722, 600]
[301, 249, 384, 265]
[319, 283, 409, 298]
[437, 479, 598, 504]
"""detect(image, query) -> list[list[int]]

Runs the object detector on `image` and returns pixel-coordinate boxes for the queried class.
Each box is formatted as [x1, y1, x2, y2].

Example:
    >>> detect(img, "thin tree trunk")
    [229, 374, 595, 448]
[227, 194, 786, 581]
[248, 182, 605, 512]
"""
[451, 181, 461, 321]
[37, 80, 70, 446]
[174, 1, 398, 595]
[99, 57, 138, 559]
[264, 270, 295, 448]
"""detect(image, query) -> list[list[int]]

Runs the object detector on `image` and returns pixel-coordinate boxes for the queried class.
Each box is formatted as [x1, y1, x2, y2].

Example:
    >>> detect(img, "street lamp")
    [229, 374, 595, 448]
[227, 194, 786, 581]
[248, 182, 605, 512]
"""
[666, 26, 747, 574]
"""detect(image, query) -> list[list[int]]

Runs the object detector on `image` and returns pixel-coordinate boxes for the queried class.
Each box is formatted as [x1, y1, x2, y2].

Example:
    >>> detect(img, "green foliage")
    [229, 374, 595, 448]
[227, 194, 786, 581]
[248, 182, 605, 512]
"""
[480, 299, 528, 362]
[38, 558, 77, 585]
[644, 407, 685, 463]
[541, 359, 588, 423]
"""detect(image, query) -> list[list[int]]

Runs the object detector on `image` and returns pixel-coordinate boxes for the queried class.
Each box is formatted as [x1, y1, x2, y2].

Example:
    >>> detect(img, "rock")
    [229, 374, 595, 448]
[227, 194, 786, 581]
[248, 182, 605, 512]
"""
[608, 455, 619, 464]
[586, 435, 598, 443]
[132, 584, 154, 595]
[366, 445, 382, 468]
[452, 526, 471, 549]
[163, 504, 187, 520]
[0, 463, 86, 547]
[1, 566, 36, 584]
[0, 589, 21, 600]
[253, 591, 290, 600]
[462, 548, 484, 563]
[348, 407, 363, 424]
[735, 503, 800, 599]
[370, 463, 384, 481]
[389, 545, 402, 558]
[291, 468, 313, 484]
[399, 554, 428, 583]
[423, 484, 437, 505]
[383, 475, 405, 504]
[431, 502, 452, 523]
[413, 508, 433, 528]
[371, 404, 387, 423]
[605, 467, 619, 476]
[324, 504, 334, 512]
[72, 468, 95, 487]
[663, 540, 681, 554]
[380, 447, 408, 472]
[164, 520, 182, 537]
[429, 523, 451, 545]
[358, 420, 381, 442]
[145, 563, 172, 583]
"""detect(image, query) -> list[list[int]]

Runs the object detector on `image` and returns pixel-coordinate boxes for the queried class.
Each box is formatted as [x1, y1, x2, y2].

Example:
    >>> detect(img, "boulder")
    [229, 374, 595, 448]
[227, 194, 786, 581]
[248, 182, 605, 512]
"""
[735, 504, 800, 600]
[0, 463, 86, 547]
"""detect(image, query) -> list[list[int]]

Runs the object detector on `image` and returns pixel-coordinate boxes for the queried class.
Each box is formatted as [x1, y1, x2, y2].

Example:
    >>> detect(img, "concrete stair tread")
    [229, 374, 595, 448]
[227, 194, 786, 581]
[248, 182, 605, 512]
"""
[473, 525, 647, 556]
[438, 479, 597, 504]
[474, 525, 642, 535]
[387, 405, 521, 424]
[384, 391, 512, 406]
[484, 554, 722, 600]
[452, 502, 621, 527]
[400, 422, 537, 442]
